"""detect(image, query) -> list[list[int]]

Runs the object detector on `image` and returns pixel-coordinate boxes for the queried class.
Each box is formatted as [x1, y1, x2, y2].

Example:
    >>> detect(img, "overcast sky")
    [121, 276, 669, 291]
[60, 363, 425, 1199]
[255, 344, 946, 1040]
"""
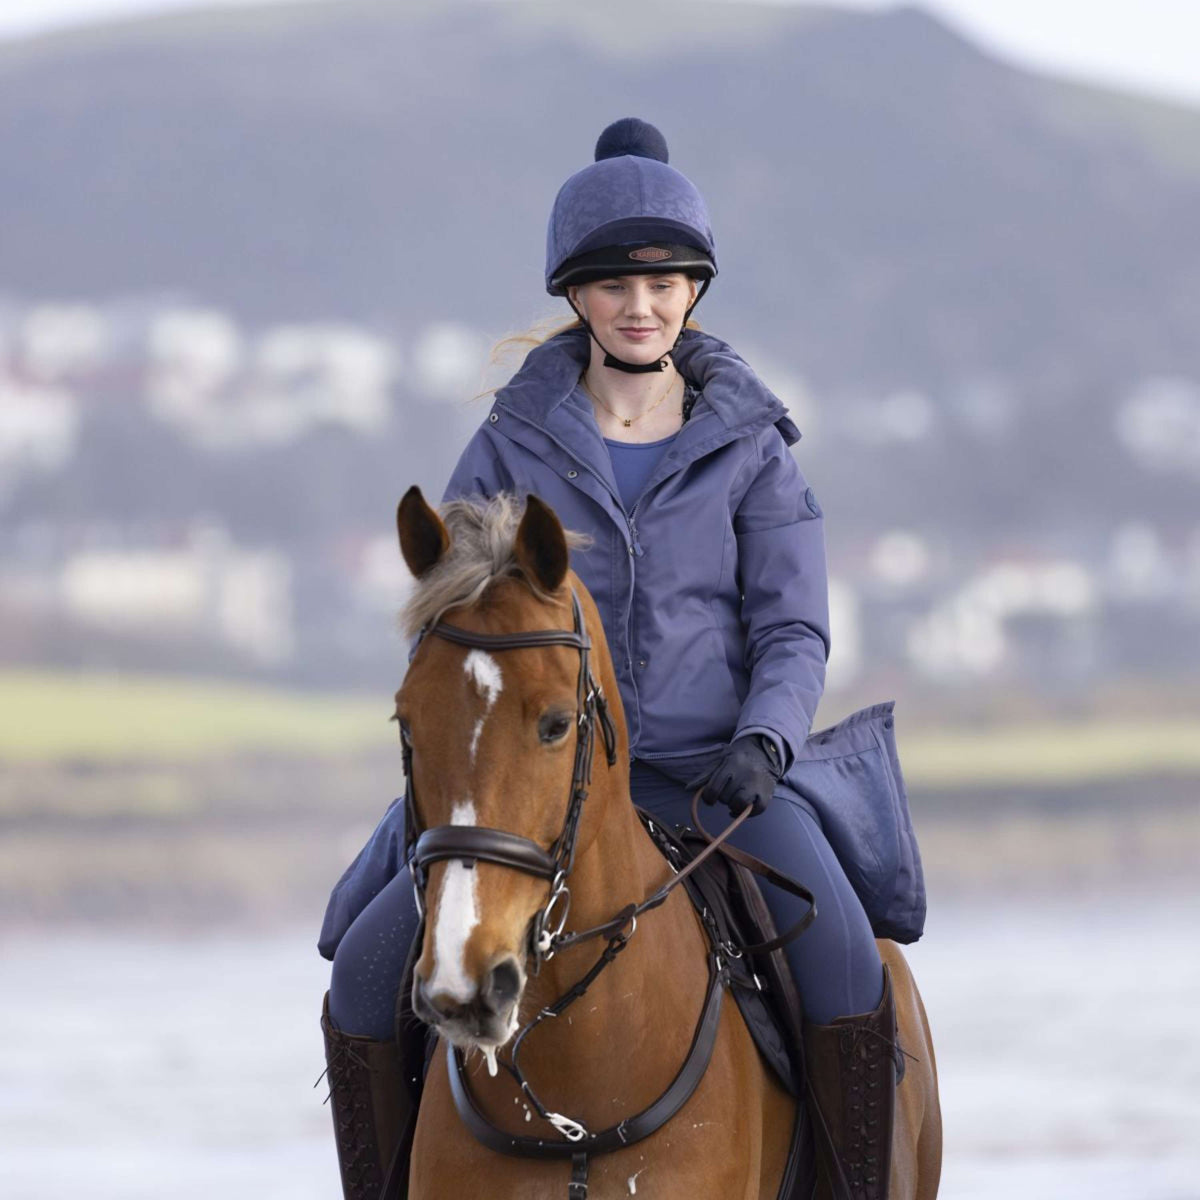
[1, 0, 1197, 108]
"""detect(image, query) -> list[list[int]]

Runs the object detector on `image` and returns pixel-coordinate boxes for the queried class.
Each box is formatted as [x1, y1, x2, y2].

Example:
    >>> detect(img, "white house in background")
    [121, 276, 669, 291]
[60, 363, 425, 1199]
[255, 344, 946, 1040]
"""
[145, 311, 398, 448]
[252, 323, 397, 435]
[906, 557, 1097, 681]
[58, 523, 293, 664]
[145, 307, 243, 427]
[353, 533, 416, 616]
[867, 530, 932, 591]
[18, 303, 111, 381]
[412, 322, 488, 403]
[0, 374, 80, 474]
[825, 576, 862, 690]
[1114, 375, 1200, 476]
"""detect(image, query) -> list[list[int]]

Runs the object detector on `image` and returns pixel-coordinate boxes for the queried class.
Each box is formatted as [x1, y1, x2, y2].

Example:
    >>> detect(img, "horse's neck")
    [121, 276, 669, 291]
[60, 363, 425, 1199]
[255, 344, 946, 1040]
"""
[512, 781, 713, 1122]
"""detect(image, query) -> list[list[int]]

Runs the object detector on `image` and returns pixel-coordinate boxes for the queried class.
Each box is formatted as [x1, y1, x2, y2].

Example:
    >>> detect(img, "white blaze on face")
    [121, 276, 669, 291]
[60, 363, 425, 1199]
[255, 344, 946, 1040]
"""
[428, 652, 501, 1000]
[429, 799, 480, 1004]
[463, 649, 502, 763]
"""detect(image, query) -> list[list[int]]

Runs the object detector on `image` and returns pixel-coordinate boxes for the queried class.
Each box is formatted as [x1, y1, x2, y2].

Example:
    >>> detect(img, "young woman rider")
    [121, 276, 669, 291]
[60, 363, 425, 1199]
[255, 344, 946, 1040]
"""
[318, 118, 900, 1200]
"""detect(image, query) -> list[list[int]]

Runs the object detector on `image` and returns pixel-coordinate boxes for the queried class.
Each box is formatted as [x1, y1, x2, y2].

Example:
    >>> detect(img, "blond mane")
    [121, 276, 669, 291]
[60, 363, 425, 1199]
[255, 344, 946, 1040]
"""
[400, 493, 592, 638]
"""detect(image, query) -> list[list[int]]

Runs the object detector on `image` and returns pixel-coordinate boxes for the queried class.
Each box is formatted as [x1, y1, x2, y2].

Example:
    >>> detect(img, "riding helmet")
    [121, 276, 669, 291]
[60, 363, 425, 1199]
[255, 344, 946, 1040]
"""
[545, 118, 717, 371]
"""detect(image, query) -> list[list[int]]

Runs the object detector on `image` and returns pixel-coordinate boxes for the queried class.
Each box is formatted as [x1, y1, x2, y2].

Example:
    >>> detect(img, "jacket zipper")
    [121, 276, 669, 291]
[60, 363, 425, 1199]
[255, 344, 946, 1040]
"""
[498, 403, 646, 733]
[624, 495, 644, 747]
[628, 498, 645, 557]
[499, 402, 651, 556]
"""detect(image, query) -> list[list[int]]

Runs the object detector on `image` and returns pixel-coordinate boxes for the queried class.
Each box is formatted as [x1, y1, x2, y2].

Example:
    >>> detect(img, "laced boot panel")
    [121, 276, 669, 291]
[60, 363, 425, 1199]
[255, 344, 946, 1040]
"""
[802, 966, 899, 1200]
[319, 991, 412, 1200]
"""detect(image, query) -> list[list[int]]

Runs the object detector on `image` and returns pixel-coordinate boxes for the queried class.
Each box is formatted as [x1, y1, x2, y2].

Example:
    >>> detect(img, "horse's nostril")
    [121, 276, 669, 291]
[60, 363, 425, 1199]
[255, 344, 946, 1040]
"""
[412, 974, 434, 1019]
[414, 975, 455, 1022]
[482, 958, 522, 1013]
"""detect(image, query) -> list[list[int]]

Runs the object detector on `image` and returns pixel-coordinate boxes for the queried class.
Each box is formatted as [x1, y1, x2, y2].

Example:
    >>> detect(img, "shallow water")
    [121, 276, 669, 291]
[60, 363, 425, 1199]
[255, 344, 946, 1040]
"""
[2, 887, 1197, 1199]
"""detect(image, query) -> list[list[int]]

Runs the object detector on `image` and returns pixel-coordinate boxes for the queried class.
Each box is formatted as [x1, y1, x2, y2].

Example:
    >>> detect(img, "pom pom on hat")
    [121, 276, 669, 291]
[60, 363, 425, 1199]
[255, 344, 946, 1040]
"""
[594, 118, 669, 164]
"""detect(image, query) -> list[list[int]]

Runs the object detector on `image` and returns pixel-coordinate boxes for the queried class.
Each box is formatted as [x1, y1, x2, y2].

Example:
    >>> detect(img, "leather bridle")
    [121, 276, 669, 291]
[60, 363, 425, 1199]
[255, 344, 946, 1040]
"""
[401, 586, 619, 969]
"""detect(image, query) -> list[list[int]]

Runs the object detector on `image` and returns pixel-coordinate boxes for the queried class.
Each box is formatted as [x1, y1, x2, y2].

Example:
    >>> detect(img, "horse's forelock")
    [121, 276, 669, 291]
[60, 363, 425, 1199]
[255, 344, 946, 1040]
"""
[399, 492, 590, 638]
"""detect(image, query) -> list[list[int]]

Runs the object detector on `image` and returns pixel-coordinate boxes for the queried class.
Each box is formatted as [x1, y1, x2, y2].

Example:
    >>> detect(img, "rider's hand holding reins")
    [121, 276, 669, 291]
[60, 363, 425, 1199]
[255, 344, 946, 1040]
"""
[689, 734, 783, 817]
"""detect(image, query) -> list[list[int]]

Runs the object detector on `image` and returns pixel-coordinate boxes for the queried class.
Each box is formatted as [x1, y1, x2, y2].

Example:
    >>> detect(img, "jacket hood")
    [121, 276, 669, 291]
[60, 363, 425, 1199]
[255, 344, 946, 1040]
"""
[495, 326, 802, 446]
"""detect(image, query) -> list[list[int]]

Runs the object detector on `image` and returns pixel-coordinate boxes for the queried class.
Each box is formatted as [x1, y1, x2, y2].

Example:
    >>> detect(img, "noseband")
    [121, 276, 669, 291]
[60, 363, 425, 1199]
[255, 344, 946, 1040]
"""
[402, 586, 619, 967]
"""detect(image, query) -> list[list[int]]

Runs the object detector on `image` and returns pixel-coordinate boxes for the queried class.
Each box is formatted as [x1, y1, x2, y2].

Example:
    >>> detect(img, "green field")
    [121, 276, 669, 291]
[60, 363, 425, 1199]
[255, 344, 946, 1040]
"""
[0, 669, 395, 762]
[2, 669, 1200, 788]
[901, 720, 1200, 787]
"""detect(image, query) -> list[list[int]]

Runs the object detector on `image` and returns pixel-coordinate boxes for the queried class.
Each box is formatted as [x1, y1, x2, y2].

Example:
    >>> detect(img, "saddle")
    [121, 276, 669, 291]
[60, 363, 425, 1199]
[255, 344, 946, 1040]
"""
[636, 808, 808, 1097]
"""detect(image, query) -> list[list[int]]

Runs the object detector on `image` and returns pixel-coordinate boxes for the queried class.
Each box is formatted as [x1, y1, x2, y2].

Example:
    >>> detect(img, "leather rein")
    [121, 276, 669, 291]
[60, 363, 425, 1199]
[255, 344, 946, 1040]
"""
[400, 585, 815, 1195]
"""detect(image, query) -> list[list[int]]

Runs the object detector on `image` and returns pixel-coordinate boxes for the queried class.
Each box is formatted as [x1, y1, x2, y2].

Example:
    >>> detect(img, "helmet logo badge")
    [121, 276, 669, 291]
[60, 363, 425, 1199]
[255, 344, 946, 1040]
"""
[628, 247, 673, 262]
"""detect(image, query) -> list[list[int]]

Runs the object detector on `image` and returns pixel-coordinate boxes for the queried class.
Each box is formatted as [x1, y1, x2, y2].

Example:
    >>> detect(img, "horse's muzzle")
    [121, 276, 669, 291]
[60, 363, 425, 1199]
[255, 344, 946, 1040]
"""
[412, 957, 524, 1046]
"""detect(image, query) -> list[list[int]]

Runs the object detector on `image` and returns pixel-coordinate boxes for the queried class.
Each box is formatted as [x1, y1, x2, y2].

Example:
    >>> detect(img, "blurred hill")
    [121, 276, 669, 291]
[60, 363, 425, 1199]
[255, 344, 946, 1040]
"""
[0, 0, 1197, 701]
[0, 0, 1198, 392]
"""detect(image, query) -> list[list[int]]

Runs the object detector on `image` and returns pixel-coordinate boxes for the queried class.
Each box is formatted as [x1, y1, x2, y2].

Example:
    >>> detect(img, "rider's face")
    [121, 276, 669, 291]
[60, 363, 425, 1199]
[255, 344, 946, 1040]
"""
[569, 273, 699, 364]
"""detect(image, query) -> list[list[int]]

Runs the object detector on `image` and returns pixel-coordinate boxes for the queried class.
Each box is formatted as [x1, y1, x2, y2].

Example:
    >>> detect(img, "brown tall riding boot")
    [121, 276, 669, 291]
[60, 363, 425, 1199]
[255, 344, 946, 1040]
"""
[319, 991, 416, 1200]
[802, 966, 900, 1200]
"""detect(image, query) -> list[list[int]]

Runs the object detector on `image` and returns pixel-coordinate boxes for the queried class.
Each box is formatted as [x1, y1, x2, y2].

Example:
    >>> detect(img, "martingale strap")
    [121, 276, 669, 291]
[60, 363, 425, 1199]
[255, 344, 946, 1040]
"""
[445, 949, 730, 1159]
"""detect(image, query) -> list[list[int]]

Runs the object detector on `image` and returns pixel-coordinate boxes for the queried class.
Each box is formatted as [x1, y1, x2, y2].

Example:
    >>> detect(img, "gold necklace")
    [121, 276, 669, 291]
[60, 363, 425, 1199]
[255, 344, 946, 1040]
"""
[580, 367, 679, 428]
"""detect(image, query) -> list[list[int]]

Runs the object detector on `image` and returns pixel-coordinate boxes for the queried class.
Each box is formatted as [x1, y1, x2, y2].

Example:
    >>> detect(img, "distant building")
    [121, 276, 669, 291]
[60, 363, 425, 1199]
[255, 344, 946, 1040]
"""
[826, 576, 862, 690]
[58, 523, 293, 664]
[17, 303, 111, 381]
[145, 309, 398, 448]
[906, 556, 1098, 682]
[0, 374, 80, 475]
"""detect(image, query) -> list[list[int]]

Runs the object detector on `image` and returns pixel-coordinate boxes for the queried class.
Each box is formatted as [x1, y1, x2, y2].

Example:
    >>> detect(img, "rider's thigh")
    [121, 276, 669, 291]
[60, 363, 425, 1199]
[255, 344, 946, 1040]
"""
[732, 796, 883, 1023]
[328, 864, 420, 1039]
[629, 760, 883, 1022]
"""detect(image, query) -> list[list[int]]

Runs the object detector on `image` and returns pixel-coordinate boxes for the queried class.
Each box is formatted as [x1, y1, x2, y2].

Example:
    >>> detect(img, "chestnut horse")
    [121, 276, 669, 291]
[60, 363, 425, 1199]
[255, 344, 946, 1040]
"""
[394, 486, 940, 1200]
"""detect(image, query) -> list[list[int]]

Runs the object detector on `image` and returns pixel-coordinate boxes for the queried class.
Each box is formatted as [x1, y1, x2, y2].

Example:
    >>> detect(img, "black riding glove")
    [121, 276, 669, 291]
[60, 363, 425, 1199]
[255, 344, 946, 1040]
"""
[686, 734, 783, 818]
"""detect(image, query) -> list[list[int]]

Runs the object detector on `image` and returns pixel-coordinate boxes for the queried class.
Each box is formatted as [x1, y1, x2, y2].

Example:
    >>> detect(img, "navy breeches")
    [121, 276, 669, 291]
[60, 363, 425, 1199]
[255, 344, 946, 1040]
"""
[626, 760, 883, 1025]
[328, 761, 882, 1039]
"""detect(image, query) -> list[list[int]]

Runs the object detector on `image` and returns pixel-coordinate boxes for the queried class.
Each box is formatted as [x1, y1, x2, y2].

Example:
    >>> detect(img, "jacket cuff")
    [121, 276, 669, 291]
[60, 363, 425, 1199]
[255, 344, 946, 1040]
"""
[735, 724, 792, 775]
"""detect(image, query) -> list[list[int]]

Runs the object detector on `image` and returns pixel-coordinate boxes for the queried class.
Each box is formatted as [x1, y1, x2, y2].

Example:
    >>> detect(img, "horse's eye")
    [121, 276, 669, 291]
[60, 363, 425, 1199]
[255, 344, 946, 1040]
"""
[539, 712, 574, 744]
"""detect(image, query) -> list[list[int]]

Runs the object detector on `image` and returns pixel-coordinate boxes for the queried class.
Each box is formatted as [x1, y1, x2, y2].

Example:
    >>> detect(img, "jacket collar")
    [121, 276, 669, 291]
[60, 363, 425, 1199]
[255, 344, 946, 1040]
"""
[495, 325, 802, 446]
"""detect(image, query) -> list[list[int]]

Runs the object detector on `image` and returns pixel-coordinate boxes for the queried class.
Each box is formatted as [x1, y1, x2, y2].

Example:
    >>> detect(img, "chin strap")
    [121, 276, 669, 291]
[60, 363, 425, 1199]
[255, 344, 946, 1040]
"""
[567, 277, 711, 374]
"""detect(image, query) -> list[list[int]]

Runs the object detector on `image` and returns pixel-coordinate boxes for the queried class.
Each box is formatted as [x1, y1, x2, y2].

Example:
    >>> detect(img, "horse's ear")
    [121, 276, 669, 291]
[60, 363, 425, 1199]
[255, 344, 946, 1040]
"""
[514, 493, 569, 594]
[397, 486, 451, 578]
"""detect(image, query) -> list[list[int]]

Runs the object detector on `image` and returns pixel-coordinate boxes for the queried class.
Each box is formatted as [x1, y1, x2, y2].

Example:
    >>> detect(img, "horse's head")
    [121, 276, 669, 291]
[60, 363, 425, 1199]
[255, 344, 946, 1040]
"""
[394, 486, 623, 1055]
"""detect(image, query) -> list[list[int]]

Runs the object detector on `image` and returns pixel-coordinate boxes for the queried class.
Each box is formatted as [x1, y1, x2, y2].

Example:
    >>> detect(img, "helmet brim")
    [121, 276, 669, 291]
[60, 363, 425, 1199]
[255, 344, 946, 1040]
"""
[549, 242, 716, 297]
